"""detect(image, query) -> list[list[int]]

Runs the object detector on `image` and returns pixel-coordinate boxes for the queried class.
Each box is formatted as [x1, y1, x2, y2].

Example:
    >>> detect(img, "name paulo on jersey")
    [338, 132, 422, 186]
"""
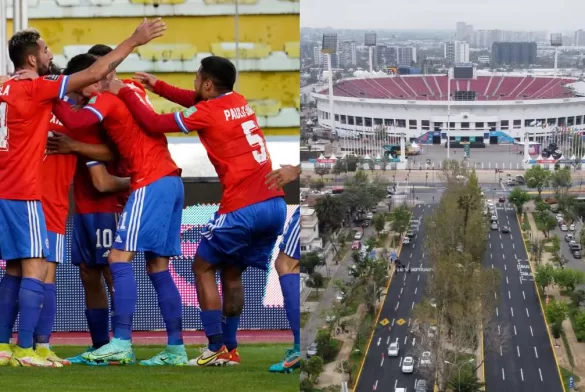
[223, 104, 255, 122]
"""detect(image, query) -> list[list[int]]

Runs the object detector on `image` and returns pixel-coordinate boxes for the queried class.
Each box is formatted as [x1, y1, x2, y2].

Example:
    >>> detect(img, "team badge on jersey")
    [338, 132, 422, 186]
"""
[88, 96, 97, 104]
[44, 75, 60, 81]
[182, 106, 197, 117]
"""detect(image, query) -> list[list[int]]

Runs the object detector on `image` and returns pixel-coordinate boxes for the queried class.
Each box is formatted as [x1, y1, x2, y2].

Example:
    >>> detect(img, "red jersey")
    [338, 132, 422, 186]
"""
[84, 88, 179, 191]
[174, 92, 284, 213]
[0, 74, 69, 200]
[71, 121, 127, 215]
[40, 114, 77, 234]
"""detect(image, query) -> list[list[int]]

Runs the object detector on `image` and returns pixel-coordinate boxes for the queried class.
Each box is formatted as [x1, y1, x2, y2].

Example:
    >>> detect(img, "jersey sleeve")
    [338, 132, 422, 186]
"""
[83, 94, 114, 122]
[31, 75, 69, 102]
[86, 160, 105, 168]
[174, 102, 213, 134]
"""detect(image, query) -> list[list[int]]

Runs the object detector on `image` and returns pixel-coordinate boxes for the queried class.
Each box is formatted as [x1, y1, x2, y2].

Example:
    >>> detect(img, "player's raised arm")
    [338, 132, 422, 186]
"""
[134, 72, 195, 108]
[109, 79, 211, 134]
[64, 18, 167, 94]
[52, 100, 101, 131]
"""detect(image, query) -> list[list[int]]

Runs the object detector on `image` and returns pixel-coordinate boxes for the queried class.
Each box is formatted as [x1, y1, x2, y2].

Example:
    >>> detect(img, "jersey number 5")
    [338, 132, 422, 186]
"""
[0, 102, 8, 151]
[241, 119, 267, 164]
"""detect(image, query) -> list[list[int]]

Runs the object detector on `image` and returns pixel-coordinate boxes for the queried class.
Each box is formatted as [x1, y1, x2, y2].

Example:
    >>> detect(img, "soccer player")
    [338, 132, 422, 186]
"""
[0, 19, 167, 367]
[107, 56, 287, 366]
[265, 164, 301, 373]
[51, 53, 187, 366]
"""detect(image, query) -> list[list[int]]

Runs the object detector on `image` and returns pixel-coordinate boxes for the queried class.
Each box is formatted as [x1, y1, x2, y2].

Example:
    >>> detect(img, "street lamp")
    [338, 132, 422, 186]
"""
[444, 359, 475, 392]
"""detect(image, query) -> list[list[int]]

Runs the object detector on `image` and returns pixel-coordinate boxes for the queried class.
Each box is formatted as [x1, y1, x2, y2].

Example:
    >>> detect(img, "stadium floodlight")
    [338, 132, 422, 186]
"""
[364, 32, 377, 47]
[322, 34, 338, 54]
[550, 33, 562, 77]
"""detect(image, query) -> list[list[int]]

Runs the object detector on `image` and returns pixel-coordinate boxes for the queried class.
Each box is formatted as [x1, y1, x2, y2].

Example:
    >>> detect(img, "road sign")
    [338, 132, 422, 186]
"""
[570, 375, 574, 389]
[396, 318, 406, 326]
[380, 318, 389, 326]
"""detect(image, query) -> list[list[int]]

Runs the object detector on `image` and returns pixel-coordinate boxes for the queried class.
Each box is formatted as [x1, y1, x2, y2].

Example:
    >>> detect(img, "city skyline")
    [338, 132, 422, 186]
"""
[301, 0, 585, 32]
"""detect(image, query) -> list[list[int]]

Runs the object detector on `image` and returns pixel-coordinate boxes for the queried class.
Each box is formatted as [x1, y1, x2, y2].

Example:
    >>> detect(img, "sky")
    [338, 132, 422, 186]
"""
[300, 0, 585, 32]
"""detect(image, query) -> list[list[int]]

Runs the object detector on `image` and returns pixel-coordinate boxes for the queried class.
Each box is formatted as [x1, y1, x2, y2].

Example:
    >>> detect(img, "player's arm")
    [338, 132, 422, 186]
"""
[134, 72, 194, 108]
[52, 100, 101, 131]
[46, 132, 114, 162]
[87, 162, 130, 193]
[265, 164, 301, 190]
[113, 82, 212, 134]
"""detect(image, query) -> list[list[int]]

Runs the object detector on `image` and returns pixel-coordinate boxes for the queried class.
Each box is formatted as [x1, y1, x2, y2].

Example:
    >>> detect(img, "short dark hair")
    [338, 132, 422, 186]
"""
[64, 53, 98, 75]
[199, 56, 237, 92]
[87, 44, 113, 57]
[8, 29, 41, 68]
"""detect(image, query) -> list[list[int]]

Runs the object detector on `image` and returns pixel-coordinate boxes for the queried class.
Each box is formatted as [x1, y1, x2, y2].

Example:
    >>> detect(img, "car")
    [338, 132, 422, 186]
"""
[403, 236, 410, 245]
[307, 342, 317, 358]
[501, 226, 510, 233]
[498, 196, 505, 203]
[420, 351, 431, 366]
[491, 222, 498, 230]
[574, 250, 582, 259]
[362, 220, 370, 228]
[371, 207, 378, 213]
[429, 298, 437, 308]
[366, 212, 374, 220]
[569, 241, 581, 251]
[388, 342, 399, 357]
[407, 230, 415, 238]
[490, 215, 498, 222]
[414, 379, 428, 392]
[352, 240, 361, 250]
[556, 213, 563, 220]
[325, 314, 336, 323]
[566, 234, 575, 242]
[354, 231, 363, 240]
[561, 224, 568, 232]
[395, 388, 407, 392]
[336, 292, 345, 301]
[402, 356, 414, 373]
[427, 326, 438, 338]
[570, 223, 576, 231]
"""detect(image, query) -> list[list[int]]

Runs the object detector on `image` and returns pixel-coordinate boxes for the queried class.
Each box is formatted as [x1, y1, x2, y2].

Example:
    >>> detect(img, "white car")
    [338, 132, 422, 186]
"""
[490, 222, 498, 230]
[388, 342, 399, 357]
[403, 236, 410, 245]
[325, 314, 336, 323]
[556, 213, 563, 220]
[561, 224, 568, 232]
[354, 231, 363, 240]
[402, 356, 414, 373]
[366, 212, 374, 220]
[570, 224, 576, 231]
[395, 388, 407, 392]
[336, 292, 345, 301]
[428, 326, 438, 338]
[490, 215, 498, 222]
[420, 351, 431, 366]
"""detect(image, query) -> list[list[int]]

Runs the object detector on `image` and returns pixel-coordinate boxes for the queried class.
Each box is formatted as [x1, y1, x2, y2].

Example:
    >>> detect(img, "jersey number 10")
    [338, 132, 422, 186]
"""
[241, 119, 267, 164]
[0, 102, 8, 151]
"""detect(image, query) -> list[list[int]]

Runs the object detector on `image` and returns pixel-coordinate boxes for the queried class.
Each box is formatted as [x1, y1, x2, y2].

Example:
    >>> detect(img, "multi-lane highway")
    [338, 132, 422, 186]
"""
[483, 201, 564, 392]
[354, 204, 435, 392]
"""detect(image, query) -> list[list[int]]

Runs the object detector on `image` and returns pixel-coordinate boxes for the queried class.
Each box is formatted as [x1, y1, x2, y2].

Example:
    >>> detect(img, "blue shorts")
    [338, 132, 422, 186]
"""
[197, 197, 287, 270]
[114, 176, 184, 259]
[72, 212, 120, 266]
[0, 200, 50, 260]
[280, 207, 300, 260]
[47, 231, 66, 263]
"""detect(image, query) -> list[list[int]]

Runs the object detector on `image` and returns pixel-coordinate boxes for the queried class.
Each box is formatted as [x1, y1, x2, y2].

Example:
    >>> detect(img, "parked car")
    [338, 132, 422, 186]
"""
[415, 379, 428, 392]
[366, 212, 374, 220]
[561, 224, 569, 232]
[566, 234, 575, 242]
[501, 226, 510, 233]
[403, 236, 410, 245]
[490, 215, 498, 222]
[307, 342, 317, 358]
[573, 250, 582, 259]
[491, 222, 498, 230]
[420, 351, 432, 366]
[362, 220, 370, 228]
[407, 230, 415, 238]
[402, 356, 414, 373]
[352, 240, 361, 250]
[388, 342, 399, 357]
[569, 241, 582, 251]
[570, 223, 576, 231]
[354, 231, 363, 240]
[498, 196, 506, 202]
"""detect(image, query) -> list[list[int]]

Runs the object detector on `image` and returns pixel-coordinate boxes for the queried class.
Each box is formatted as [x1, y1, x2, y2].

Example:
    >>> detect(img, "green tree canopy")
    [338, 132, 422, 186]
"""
[507, 187, 531, 214]
[525, 165, 551, 196]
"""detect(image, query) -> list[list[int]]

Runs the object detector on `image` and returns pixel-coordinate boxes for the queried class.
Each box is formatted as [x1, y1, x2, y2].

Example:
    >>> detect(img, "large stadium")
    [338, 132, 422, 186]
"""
[312, 70, 585, 147]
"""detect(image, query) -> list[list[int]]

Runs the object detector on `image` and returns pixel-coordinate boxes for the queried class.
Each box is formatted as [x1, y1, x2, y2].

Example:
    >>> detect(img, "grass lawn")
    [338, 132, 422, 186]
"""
[0, 344, 299, 392]
[306, 291, 321, 302]
[301, 312, 310, 328]
[560, 367, 580, 391]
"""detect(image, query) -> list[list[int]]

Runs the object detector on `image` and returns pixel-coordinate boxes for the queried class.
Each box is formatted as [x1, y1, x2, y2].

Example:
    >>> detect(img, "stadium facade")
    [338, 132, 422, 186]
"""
[312, 74, 585, 145]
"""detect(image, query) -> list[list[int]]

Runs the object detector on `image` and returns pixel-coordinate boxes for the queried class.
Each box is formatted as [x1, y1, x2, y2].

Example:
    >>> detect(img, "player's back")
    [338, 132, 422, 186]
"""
[86, 91, 179, 190]
[0, 75, 68, 200]
[197, 92, 284, 213]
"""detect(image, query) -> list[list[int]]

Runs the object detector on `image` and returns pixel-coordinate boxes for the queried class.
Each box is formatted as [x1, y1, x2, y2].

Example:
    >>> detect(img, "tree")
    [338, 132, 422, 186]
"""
[346, 155, 359, 172]
[310, 178, 325, 191]
[448, 370, 485, 392]
[301, 252, 323, 275]
[332, 160, 346, 175]
[314, 166, 330, 179]
[554, 268, 585, 293]
[571, 289, 585, 307]
[390, 205, 411, 237]
[580, 228, 585, 250]
[371, 213, 386, 234]
[546, 298, 568, 325]
[535, 263, 555, 294]
[302, 355, 324, 383]
[525, 165, 551, 197]
[539, 213, 558, 238]
[507, 187, 531, 214]
[308, 272, 324, 296]
[314, 194, 345, 234]
[573, 311, 585, 341]
[551, 320, 563, 341]
[315, 329, 337, 362]
[550, 166, 572, 198]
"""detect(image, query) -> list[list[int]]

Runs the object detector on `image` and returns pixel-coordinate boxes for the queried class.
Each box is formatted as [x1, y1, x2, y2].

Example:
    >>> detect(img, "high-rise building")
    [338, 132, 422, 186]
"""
[456, 22, 473, 41]
[576, 30, 585, 46]
[491, 42, 537, 66]
[313, 45, 339, 68]
[444, 41, 469, 64]
[339, 40, 357, 67]
[397, 46, 417, 66]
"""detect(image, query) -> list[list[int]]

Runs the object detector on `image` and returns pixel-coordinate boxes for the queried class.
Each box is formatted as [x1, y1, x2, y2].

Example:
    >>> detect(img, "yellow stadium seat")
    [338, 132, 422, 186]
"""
[284, 42, 300, 59]
[203, 0, 257, 4]
[137, 44, 197, 61]
[294, 96, 300, 110]
[211, 42, 271, 60]
[130, 0, 186, 4]
[249, 100, 281, 117]
[150, 98, 185, 115]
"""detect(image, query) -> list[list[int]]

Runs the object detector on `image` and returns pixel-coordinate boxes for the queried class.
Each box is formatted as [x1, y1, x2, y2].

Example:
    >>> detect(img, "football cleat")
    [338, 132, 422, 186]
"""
[186, 346, 228, 367]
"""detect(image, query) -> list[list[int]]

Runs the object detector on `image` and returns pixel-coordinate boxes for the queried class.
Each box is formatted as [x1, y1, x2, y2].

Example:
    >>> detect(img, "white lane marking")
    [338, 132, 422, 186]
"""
[373, 380, 378, 390]
[415, 287, 418, 295]
[412, 338, 416, 346]
[506, 276, 509, 284]
[526, 308, 530, 317]
[380, 356, 384, 367]
[408, 319, 411, 327]
[508, 290, 511, 299]
[514, 325, 517, 335]
[504, 264, 507, 270]
[412, 302, 415, 309]
[396, 301, 400, 310]
[530, 325, 534, 336]
[387, 336, 390, 345]
[522, 291, 526, 300]
[399, 357, 403, 368]
[539, 368, 543, 381]
[502, 368, 506, 380]
[394, 380, 398, 389]
[490, 243, 492, 249]
[491, 254, 493, 260]
[417, 275, 420, 282]
[511, 307, 514, 317]
[521, 368, 524, 381]
[511, 235, 514, 240]
[519, 276, 523, 285]
[514, 253, 517, 259]
[502, 253, 506, 260]
[501, 243, 504, 249]
[500, 234, 502, 240]
[404, 336, 408, 345]
[534, 346, 539, 358]
[512, 243, 515, 249]
[500, 345, 503, 356]
[498, 325, 501, 334]
[400, 287, 403, 294]
[422, 252, 425, 258]
[392, 318, 395, 327]
[494, 292, 497, 299]
[517, 345, 520, 357]
[377, 337, 381, 346]
[496, 307, 499, 317]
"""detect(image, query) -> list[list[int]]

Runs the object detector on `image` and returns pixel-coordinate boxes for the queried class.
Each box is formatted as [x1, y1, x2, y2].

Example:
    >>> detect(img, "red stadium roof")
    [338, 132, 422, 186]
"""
[318, 75, 576, 101]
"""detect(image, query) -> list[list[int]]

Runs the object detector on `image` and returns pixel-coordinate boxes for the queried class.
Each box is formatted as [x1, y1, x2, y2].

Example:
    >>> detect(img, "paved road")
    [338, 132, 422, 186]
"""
[549, 219, 585, 290]
[354, 204, 435, 392]
[483, 201, 564, 392]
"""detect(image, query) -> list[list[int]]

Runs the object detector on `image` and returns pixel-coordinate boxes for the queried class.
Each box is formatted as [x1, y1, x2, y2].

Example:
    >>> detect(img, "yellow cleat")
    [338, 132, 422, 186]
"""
[9, 346, 61, 368]
[0, 343, 13, 366]
[36, 347, 71, 366]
